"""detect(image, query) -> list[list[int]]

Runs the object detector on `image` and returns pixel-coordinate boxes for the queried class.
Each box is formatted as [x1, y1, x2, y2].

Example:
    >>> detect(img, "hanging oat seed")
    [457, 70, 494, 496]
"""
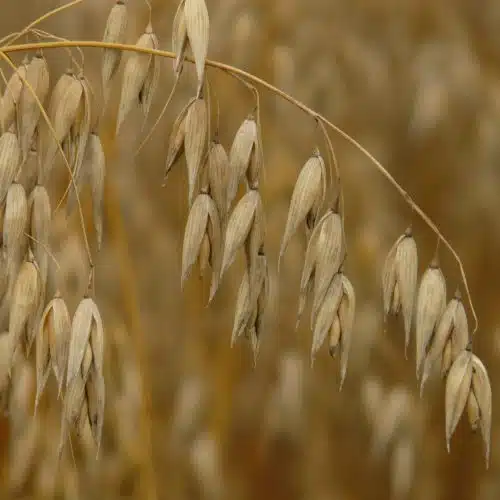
[227, 116, 258, 210]
[0, 57, 28, 133]
[279, 149, 326, 268]
[184, 96, 207, 204]
[102, 0, 129, 105]
[19, 53, 49, 160]
[415, 258, 446, 379]
[3, 182, 28, 271]
[184, 0, 210, 86]
[17, 146, 38, 195]
[420, 290, 469, 393]
[116, 24, 158, 134]
[445, 348, 472, 453]
[85, 367, 105, 454]
[207, 140, 229, 223]
[470, 354, 492, 468]
[172, 0, 188, 75]
[0, 130, 21, 205]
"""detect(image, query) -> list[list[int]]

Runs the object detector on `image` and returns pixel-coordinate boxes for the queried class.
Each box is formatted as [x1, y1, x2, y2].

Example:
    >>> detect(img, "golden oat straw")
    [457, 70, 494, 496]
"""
[0, 129, 21, 205]
[3, 182, 28, 272]
[35, 292, 71, 406]
[102, 0, 128, 106]
[116, 23, 159, 134]
[227, 116, 258, 210]
[415, 258, 446, 380]
[0, 57, 28, 133]
[18, 52, 49, 160]
[181, 191, 221, 295]
[8, 249, 42, 361]
[172, 0, 188, 76]
[279, 149, 327, 269]
[420, 290, 469, 393]
[382, 227, 418, 356]
[184, 96, 208, 205]
[184, 0, 210, 86]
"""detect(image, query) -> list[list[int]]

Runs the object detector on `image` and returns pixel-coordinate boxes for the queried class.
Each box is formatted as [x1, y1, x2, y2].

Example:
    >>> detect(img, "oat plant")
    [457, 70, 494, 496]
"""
[0, 0, 492, 494]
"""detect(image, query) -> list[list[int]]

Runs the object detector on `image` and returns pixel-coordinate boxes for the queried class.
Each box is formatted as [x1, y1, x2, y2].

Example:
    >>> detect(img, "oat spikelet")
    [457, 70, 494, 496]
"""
[3, 182, 28, 271]
[184, 0, 210, 86]
[85, 367, 105, 454]
[470, 354, 492, 468]
[338, 274, 356, 389]
[279, 150, 326, 268]
[207, 140, 229, 222]
[227, 116, 258, 210]
[420, 291, 468, 393]
[88, 134, 105, 250]
[415, 259, 446, 379]
[116, 25, 157, 134]
[382, 228, 418, 355]
[0, 58, 28, 132]
[0, 130, 21, 205]
[67, 296, 104, 389]
[218, 189, 263, 293]
[19, 54, 49, 159]
[445, 349, 472, 453]
[466, 389, 480, 432]
[102, 0, 128, 105]
[172, 0, 188, 75]
[184, 97, 208, 204]
[139, 25, 160, 122]
[35, 292, 71, 405]
[17, 146, 38, 195]
[9, 251, 41, 359]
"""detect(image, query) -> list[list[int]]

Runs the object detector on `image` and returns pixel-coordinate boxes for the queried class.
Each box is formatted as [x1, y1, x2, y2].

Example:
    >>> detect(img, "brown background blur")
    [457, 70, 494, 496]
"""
[1, 0, 500, 499]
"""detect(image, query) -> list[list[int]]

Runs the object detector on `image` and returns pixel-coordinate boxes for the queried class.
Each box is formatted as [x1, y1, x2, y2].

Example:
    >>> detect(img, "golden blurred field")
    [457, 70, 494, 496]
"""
[1, 0, 500, 499]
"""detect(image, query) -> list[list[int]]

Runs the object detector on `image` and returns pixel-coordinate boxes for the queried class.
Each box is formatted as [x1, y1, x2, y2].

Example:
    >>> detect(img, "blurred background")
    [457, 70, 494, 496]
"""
[1, 0, 500, 498]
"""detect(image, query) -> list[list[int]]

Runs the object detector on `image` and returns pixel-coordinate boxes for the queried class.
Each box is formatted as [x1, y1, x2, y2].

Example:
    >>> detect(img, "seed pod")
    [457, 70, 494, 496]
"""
[227, 116, 258, 210]
[216, 189, 263, 299]
[445, 349, 472, 453]
[339, 274, 356, 389]
[42, 73, 82, 182]
[19, 53, 50, 159]
[172, 0, 188, 75]
[311, 272, 343, 365]
[28, 185, 51, 286]
[102, 0, 128, 105]
[16, 146, 38, 195]
[116, 25, 158, 134]
[181, 192, 220, 291]
[9, 251, 41, 359]
[382, 228, 418, 354]
[184, 0, 210, 86]
[67, 296, 104, 389]
[184, 97, 208, 205]
[0, 130, 21, 205]
[3, 182, 28, 271]
[163, 98, 195, 182]
[470, 354, 492, 468]
[310, 209, 343, 325]
[0, 58, 28, 132]
[421, 291, 469, 393]
[207, 140, 229, 223]
[415, 259, 446, 379]
[35, 293, 71, 404]
[279, 150, 326, 268]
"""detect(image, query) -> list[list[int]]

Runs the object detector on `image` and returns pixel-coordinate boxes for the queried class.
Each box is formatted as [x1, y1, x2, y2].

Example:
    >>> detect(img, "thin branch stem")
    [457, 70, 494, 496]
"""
[0, 40, 478, 334]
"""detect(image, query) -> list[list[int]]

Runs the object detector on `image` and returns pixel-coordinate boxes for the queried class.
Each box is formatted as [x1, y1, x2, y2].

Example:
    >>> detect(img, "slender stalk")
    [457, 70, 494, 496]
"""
[0, 40, 478, 334]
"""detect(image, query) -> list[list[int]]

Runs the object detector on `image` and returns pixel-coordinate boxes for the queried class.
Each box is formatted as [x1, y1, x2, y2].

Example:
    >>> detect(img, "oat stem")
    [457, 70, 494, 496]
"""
[0, 40, 478, 334]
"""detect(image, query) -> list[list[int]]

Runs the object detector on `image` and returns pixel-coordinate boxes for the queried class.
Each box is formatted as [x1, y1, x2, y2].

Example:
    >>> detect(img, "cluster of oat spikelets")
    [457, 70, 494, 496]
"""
[0, 0, 492, 481]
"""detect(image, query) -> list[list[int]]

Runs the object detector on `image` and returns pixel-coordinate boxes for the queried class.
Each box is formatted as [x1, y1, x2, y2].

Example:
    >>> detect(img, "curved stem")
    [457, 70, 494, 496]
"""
[0, 40, 478, 334]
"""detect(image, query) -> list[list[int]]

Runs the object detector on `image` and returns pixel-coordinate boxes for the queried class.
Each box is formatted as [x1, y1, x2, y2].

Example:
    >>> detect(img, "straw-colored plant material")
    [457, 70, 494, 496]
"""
[102, 0, 128, 105]
[116, 23, 158, 134]
[415, 259, 446, 379]
[184, 0, 210, 86]
[3, 181, 28, 273]
[19, 53, 49, 159]
[206, 140, 230, 223]
[17, 145, 38, 195]
[0, 57, 28, 132]
[0, 129, 21, 205]
[279, 149, 326, 268]
[172, 0, 188, 76]
[382, 227, 418, 355]
[420, 290, 469, 393]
